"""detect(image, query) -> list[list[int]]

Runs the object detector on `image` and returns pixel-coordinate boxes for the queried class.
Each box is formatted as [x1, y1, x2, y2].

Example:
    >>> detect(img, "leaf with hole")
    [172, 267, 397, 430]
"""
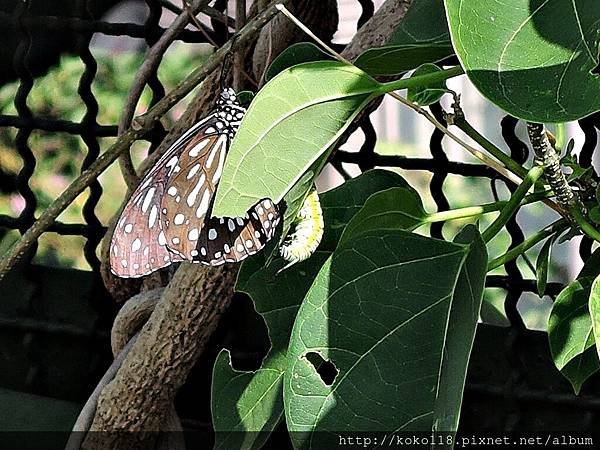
[212, 252, 330, 450]
[211, 170, 417, 447]
[284, 229, 482, 447]
[212, 61, 382, 217]
[444, 0, 600, 122]
[548, 277, 599, 394]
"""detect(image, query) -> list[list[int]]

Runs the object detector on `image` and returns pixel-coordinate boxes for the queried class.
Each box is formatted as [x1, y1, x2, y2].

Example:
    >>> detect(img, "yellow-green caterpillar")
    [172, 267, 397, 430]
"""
[278, 188, 324, 273]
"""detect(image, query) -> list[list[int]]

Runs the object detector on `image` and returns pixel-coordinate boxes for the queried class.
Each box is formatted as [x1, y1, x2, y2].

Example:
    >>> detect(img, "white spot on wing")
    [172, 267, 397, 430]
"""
[188, 138, 210, 157]
[208, 229, 217, 240]
[148, 205, 158, 228]
[174, 213, 185, 225]
[141, 187, 156, 213]
[131, 238, 142, 252]
[186, 174, 206, 207]
[196, 189, 211, 218]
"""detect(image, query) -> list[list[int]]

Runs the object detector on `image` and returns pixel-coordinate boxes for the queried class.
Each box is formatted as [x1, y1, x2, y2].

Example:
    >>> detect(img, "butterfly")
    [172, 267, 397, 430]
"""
[110, 88, 280, 278]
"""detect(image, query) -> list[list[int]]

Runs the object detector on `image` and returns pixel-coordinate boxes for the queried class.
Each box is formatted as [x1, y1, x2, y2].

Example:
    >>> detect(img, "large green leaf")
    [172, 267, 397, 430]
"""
[445, 0, 600, 122]
[212, 61, 381, 217]
[338, 187, 426, 245]
[284, 230, 469, 448]
[390, 0, 450, 44]
[319, 170, 417, 251]
[433, 225, 487, 437]
[211, 170, 418, 448]
[212, 252, 330, 450]
[548, 277, 599, 394]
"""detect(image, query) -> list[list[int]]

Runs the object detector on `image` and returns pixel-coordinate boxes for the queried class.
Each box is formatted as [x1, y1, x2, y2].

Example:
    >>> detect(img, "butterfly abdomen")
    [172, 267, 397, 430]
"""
[279, 189, 323, 271]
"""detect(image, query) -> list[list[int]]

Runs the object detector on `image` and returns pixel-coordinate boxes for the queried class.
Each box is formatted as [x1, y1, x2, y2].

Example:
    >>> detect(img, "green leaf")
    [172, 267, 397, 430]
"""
[589, 275, 600, 362]
[578, 248, 600, 279]
[560, 347, 600, 395]
[444, 0, 600, 122]
[433, 225, 487, 437]
[407, 63, 448, 105]
[391, 0, 450, 44]
[355, 44, 454, 77]
[548, 277, 599, 394]
[355, 0, 452, 76]
[212, 61, 382, 217]
[320, 169, 417, 251]
[237, 90, 255, 107]
[536, 236, 554, 296]
[284, 230, 469, 447]
[212, 252, 330, 450]
[338, 187, 426, 245]
[265, 42, 330, 81]
[211, 170, 413, 447]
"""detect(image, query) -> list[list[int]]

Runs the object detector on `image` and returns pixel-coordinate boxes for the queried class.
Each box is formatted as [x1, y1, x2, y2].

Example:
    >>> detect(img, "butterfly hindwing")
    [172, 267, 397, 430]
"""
[193, 199, 280, 265]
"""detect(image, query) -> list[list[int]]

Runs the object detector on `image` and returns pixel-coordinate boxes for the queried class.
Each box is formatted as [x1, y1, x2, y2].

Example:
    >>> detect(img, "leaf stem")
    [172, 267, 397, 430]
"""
[482, 165, 545, 243]
[487, 219, 569, 271]
[379, 66, 464, 93]
[571, 207, 600, 243]
[423, 191, 552, 224]
[451, 113, 528, 180]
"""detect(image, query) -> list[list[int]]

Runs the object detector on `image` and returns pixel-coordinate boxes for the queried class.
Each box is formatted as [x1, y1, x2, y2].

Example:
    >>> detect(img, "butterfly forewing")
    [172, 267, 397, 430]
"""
[110, 88, 281, 278]
[160, 129, 227, 259]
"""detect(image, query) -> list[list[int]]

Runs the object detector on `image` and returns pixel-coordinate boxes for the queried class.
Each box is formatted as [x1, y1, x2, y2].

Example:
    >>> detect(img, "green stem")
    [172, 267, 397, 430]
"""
[571, 207, 600, 243]
[487, 219, 569, 271]
[554, 123, 566, 151]
[423, 191, 552, 224]
[481, 165, 545, 243]
[379, 66, 464, 94]
[453, 117, 529, 180]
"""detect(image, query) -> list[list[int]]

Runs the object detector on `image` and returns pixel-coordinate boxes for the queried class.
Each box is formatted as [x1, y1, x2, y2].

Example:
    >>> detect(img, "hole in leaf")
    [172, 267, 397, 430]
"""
[304, 352, 338, 386]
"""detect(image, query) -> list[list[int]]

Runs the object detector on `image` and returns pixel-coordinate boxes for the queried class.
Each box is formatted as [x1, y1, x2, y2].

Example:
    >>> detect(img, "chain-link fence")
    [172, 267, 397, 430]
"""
[1, 0, 600, 441]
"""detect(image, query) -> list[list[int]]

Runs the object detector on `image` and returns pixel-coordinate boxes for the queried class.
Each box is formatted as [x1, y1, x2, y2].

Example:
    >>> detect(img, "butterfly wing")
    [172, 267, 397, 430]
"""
[194, 198, 280, 265]
[109, 116, 218, 278]
[109, 163, 184, 278]
[160, 120, 227, 259]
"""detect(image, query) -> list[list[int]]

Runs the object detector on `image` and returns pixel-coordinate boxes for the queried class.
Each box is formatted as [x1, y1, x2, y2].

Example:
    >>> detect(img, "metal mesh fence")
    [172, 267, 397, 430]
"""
[1, 0, 600, 434]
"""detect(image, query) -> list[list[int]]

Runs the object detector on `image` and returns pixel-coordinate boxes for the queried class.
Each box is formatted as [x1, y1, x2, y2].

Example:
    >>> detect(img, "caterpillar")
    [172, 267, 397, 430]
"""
[278, 188, 324, 273]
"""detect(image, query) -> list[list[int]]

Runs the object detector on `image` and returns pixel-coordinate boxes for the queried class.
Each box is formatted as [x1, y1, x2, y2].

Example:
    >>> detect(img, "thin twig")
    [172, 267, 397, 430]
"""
[0, 0, 291, 282]
[183, 0, 219, 47]
[233, 0, 247, 91]
[159, 0, 236, 28]
[118, 0, 212, 190]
